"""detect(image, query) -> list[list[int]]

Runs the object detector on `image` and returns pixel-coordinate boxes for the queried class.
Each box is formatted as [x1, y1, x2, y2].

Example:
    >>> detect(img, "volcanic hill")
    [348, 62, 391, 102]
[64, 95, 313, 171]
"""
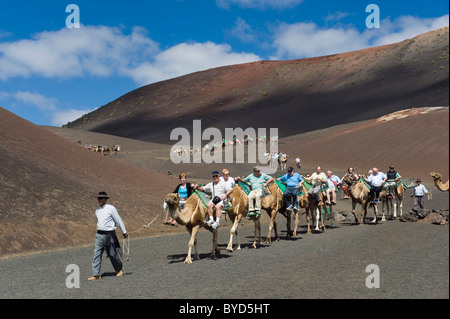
[0, 107, 180, 257]
[67, 27, 449, 143]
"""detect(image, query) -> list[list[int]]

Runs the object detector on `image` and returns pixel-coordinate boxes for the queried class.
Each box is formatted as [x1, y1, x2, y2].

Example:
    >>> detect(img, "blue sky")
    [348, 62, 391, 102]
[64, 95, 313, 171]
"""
[0, 0, 448, 126]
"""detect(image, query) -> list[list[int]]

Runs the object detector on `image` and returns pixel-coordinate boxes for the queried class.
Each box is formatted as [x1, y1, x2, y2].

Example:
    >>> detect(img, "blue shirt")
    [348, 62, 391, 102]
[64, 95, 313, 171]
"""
[178, 185, 188, 198]
[280, 173, 304, 187]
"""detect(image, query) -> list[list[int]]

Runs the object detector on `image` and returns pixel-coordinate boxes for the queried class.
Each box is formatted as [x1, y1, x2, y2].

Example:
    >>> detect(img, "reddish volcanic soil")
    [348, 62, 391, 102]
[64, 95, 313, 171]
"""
[0, 107, 183, 257]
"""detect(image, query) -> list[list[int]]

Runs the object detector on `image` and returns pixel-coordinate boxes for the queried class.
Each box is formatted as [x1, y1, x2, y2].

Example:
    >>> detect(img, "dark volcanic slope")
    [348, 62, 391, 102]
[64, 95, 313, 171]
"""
[68, 28, 449, 143]
[0, 107, 180, 257]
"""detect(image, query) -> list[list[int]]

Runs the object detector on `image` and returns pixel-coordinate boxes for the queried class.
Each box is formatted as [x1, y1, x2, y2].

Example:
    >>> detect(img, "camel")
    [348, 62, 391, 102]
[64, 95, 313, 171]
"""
[430, 172, 449, 192]
[261, 182, 290, 243]
[294, 184, 312, 235]
[278, 154, 289, 170]
[380, 183, 405, 221]
[164, 193, 219, 264]
[343, 177, 378, 225]
[225, 184, 263, 251]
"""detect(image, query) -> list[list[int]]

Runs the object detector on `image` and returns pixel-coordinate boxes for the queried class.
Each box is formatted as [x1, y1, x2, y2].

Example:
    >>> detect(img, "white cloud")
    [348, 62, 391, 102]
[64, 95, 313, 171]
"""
[126, 41, 260, 85]
[273, 22, 367, 59]
[272, 14, 449, 59]
[0, 90, 93, 126]
[0, 25, 159, 81]
[0, 25, 259, 86]
[216, 0, 303, 10]
[228, 17, 256, 43]
[51, 108, 93, 126]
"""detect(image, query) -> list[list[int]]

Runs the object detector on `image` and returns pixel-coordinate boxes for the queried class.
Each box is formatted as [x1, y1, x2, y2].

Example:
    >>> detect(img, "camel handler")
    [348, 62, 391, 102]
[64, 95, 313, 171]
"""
[411, 179, 429, 209]
[88, 192, 128, 281]
[235, 166, 273, 218]
[305, 166, 327, 205]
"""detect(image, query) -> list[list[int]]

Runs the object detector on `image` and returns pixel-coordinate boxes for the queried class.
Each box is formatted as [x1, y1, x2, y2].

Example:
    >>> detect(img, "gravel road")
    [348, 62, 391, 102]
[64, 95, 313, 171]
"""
[1, 213, 448, 302]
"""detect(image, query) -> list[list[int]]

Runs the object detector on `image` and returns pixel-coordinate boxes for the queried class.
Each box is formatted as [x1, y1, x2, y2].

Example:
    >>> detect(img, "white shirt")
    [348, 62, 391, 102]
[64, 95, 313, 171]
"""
[368, 172, 386, 187]
[96, 203, 127, 233]
[414, 184, 429, 196]
[220, 176, 235, 190]
[203, 180, 232, 198]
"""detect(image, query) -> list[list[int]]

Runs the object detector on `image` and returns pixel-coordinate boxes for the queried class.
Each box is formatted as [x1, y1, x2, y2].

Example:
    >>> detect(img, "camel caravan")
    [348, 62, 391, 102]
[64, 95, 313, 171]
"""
[164, 165, 446, 264]
[86, 144, 121, 156]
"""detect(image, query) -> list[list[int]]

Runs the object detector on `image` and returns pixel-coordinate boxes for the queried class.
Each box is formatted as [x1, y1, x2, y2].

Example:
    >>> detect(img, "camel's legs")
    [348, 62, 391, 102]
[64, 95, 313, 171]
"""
[253, 217, 262, 248]
[314, 207, 320, 231]
[210, 229, 219, 259]
[293, 211, 300, 236]
[185, 225, 200, 264]
[266, 209, 279, 243]
[227, 215, 241, 251]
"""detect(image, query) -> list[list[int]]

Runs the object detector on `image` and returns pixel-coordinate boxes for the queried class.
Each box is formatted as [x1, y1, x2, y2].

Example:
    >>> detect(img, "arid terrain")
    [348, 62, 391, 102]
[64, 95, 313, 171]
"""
[0, 27, 448, 259]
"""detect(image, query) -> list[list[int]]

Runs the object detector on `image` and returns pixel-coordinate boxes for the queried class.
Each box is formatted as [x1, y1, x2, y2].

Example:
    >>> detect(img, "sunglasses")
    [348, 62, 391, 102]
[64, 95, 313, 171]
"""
[212, 175, 220, 178]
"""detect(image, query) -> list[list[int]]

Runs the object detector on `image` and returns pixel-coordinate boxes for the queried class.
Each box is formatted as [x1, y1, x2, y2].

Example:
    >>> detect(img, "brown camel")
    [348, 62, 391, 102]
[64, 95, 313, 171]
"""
[261, 182, 290, 243]
[343, 177, 378, 225]
[430, 172, 449, 192]
[225, 184, 263, 251]
[164, 193, 219, 264]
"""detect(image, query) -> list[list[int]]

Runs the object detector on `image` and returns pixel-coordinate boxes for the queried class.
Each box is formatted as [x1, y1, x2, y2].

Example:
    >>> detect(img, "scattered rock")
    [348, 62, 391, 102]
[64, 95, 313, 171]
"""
[399, 211, 419, 222]
[333, 212, 346, 222]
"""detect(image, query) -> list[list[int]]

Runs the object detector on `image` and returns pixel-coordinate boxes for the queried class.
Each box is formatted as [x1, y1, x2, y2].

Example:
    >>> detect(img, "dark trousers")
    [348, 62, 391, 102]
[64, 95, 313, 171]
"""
[370, 186, 383, 200]
[414, 196, 425, 209]
[283, 187, 299, 208]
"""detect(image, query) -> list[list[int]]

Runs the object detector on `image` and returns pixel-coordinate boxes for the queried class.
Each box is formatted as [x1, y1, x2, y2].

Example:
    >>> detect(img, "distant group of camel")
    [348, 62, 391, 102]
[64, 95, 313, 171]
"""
[87, 144, 121, 156]
[165, 171, 448, 264]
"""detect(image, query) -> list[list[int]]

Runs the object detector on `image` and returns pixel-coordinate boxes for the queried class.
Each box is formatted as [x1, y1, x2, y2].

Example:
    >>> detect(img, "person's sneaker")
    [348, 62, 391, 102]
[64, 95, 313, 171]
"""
[331, 201, 336, 205]
[206, 219, 214, 226]
[325, 201, 331, 205]
[247, 211, 256, 217]
[212, 222, 220, 230]
[286, 205, 293, 211]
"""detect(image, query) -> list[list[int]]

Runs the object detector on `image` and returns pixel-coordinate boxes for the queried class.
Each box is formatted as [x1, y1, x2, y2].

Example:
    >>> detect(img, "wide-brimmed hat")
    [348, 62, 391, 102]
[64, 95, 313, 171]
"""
[97, 191, 110, 199]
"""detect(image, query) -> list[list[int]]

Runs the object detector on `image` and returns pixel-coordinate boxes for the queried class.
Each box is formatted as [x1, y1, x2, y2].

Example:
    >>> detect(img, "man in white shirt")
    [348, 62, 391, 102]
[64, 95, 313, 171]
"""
[411, 179, 429, 209]
[195, 171, 233, 230]
[88, 192, 128, 281]
[365, 168, 387, 203]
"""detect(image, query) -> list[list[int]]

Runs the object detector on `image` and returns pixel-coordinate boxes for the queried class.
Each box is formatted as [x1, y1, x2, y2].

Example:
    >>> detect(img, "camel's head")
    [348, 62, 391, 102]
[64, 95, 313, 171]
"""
[164, 193, 180, 207]
[430, 172, 441, 180]
[343, 176, 357, 186]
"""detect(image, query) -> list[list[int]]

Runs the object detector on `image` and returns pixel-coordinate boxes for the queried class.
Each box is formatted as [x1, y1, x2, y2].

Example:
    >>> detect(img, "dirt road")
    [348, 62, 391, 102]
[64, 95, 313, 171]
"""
[0, 215, 448, 301]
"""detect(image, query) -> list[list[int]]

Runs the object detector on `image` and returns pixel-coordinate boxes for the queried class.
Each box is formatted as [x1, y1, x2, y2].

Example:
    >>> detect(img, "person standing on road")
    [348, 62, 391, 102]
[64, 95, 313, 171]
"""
[411, 179, 429, 209]
[88, 192, 128, 281]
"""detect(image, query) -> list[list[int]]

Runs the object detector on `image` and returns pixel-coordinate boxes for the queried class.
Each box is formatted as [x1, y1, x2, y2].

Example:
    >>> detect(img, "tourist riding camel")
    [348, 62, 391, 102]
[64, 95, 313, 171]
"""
[305, 166, 327, 205]
[325, 170, 341, 205]
[384, 165, 402, 197]
[235, 166, 273, 218]
[194, 171, 233, 230]
[365, 167, 387, 204]
[278, 167, 304, 212]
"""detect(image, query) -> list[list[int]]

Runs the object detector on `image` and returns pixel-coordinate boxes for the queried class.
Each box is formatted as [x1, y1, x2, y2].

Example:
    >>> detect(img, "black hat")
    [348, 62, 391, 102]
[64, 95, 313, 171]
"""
[389, 165, 394, 169]
[97, 191, 110, 199]
[212, 171, 220, 176]
[288, 167, 294, 173]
